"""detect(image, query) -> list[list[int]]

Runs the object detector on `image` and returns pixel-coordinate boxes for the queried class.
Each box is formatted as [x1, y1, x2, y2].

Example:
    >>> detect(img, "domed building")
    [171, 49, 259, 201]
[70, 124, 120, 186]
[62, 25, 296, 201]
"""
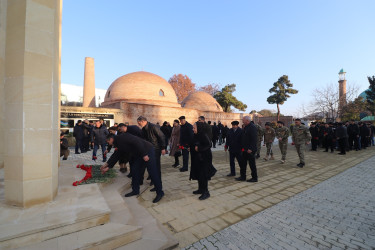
[101, 71, 180, 108]
[181, 91, 223, 112]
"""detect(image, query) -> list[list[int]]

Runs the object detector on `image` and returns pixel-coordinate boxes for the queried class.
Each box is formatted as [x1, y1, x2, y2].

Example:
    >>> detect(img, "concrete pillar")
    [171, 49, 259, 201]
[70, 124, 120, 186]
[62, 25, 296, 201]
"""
[83, 57, 96, 107]
[2, 0, 62, 207]
[0, 0, 7, 169]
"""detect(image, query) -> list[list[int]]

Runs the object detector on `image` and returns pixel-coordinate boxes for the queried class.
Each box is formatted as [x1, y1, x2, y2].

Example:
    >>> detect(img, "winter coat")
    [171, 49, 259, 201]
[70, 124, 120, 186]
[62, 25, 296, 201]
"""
[142, 122, 166, 151]
[189, 132, 212, 181]
[225, 127, 243, 152]
[91, 125, 109, 145]
[169, 125, 181, 156]
[73, 124, 84, 139]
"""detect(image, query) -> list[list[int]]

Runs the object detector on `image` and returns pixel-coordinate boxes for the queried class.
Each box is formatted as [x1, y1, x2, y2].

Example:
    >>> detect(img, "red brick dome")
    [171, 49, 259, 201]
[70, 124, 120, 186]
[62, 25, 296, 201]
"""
[181, 91, 223, 112]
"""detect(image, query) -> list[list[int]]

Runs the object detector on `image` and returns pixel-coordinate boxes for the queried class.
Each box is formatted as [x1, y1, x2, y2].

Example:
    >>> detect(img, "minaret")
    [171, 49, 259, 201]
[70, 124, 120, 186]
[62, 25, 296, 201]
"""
[338, 68, 347, 118]
[82, 57, 96, 107]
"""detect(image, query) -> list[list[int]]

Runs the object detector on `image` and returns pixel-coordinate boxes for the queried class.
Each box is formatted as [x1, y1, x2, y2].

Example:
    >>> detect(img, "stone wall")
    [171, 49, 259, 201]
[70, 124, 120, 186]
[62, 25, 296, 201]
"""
[0, 0, 7, 169]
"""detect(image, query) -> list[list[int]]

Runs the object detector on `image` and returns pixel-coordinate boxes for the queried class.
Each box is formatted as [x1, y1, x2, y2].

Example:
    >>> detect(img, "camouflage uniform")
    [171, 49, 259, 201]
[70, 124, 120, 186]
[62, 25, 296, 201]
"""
[292, 125, 312, 165]
[276, 126, 289, 161]
[263, 127, 275, 158]
[255, 124, 264, 157]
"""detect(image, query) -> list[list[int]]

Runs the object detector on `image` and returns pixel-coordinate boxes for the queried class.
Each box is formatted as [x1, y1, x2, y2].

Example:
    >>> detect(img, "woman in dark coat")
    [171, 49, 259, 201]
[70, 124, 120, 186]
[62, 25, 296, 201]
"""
[190, 122, 212, 200]
[169, 120, 181, 167]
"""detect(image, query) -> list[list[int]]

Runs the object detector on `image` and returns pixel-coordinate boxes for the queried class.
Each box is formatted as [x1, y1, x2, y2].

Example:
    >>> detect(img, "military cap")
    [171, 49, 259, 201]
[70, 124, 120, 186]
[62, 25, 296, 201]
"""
[231, 121, 239, 125]
[118, 123, 126, 127]
[178, 116, 186, 120]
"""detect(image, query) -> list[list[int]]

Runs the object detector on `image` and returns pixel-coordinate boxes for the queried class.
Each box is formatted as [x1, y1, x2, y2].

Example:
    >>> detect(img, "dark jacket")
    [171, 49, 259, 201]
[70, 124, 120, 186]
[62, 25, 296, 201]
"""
[127, 125, 143, 138]
[322, 126, 334, 139]
[212, 125, 219, 140]
[142, 122, 166, 151]
[82, 122, 91, 138]
[92, 125, 109, 145]
[160, 125, 172, 139]
[60, 137, 69, 150]
[336, 125, 348, 139]
[201, 122, 213, 141]
[225, 127, 243, 152]
[190, 132, 212, 181]
[309, 126, 319, 139]
[241, 123, 257, 153]
[360, 125, 370, 137]
[73, 124, 83, 139]
[180, 122, 194, 147]
[107, 133, 153, 168]
[347, 123, 359, 136]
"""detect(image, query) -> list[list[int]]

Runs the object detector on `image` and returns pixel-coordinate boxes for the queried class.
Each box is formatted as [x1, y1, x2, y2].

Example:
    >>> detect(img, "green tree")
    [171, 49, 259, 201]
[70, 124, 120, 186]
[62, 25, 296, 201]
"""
[214, 84, 247, 112]
[341, 97, 367, 121]
[267, 75, 298, 120]
[365, 75, 375, 115]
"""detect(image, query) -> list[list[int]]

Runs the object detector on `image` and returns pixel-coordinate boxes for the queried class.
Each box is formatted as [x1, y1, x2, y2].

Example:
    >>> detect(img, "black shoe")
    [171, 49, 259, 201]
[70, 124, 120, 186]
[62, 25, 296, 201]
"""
[227, 173, 235, 177]
[147, 176, 151, 180]
[153, 193, 164, 203]
[297, 163, 305, 168]
[86, 149, 91, 152]
[62, 158, 67, 160]
[324, 150, 328, 152]
[180, 168, 188, 172]
[331, 150, 334, 153]
[150, 187, 156, 192]
[120, 168, 127, 173]
[139, 181, 143, 185]
[102, 159, 106, 162]
[256, 154, 260, 159]
[75, 152, 80, 154]
[125, 191, 139, 197]
[235, 177, 246, 181]
[199, 192, 210, 200]
[172, 163, 179, 168]
[247, 178, 258, 183]
[193, 189, 203, 195]
[127, 173, 132, 178]
[338, 153, 346, 155]
[150, 181, 154, 186]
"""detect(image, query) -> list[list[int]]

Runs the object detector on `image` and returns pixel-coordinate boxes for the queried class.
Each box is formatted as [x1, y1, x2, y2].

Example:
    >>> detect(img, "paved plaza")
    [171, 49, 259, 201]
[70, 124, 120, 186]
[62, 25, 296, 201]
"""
[185, 154, 375, 249]
[66, 141, 375, 249]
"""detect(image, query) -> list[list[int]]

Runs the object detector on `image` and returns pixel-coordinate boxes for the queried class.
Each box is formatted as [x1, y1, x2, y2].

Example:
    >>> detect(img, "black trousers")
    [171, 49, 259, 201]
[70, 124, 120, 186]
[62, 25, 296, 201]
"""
[82, 137, 90, 152]
[229, 151, 243, 175]
[141, 149, 161, 180]
[181, 148, 189, 170]
[338, 138, 346, 154]
[198, 176, 208, 192]
[241, 151, 257, 180]
[311, 138, 318, 150]
[324, 137, 334, 152]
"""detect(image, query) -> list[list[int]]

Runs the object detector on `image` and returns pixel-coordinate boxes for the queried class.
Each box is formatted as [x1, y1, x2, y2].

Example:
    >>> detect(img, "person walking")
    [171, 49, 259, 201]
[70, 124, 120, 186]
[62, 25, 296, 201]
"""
[336, 122, 348, 155]
[73, 120, 84, 154]
[190, 122, 212, 200]
[236, 116, 258, 183]
[291, 119, 311, 168]
[224, 121, 243, 176]
[263, 122, 275, 161]
[275, 121, 289, 164]
[91, 120, 109, 162]
[169, 120, 181, 168]
[178, 116, 194, 172]
[309, 122, 319, 151]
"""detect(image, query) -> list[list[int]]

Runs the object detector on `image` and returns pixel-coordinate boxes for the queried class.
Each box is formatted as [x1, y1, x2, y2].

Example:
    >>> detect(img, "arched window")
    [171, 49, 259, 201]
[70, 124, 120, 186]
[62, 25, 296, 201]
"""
[159, 89, 164, 96]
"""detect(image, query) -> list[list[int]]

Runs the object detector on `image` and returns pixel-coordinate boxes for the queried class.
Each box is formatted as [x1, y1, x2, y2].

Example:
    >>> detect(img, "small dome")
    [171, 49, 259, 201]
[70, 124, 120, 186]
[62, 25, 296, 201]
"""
[181, 91, 223, 112]
[102, 71, 179, 107]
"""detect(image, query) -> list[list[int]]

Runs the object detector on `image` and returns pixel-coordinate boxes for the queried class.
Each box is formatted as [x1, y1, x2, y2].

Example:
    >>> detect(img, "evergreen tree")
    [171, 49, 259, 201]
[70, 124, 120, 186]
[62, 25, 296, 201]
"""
[214, 84, 247, 112]
[365, 75, 375, 115]
[267, 75, 298, 120]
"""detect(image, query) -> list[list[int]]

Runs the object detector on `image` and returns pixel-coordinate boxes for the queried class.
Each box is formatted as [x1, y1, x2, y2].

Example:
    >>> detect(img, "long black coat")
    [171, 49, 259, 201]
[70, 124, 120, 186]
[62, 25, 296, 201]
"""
[225, 127, 243, 152]
[190, 133, 212, 181]
[242, 123, 257, 153]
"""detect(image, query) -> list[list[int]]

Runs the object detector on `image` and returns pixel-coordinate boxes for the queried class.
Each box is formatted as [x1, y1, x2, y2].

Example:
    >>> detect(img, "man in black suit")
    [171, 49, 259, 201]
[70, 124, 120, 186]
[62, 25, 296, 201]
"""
[236, 116, 258, 182]
[225, 121, 243, 177]
[101, 134, 164, 203]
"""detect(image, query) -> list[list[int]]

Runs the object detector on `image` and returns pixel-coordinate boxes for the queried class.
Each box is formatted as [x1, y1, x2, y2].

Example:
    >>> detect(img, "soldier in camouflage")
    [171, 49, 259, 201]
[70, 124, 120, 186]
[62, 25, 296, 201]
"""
[253, 122, 264, 159]
[276, 121, 289, 164]
[263, 122, 275, 161]
[292, 119, 311, 168]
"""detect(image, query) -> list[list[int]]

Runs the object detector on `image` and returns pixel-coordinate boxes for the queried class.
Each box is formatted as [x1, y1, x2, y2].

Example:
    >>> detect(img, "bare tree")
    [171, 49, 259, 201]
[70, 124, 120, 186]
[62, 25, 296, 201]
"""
[198, 83, 221, 96]
[309, 82, 359, 122]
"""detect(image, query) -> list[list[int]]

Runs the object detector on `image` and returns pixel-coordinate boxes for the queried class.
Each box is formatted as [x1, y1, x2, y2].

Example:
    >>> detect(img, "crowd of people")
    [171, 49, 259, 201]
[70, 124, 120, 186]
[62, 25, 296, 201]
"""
[61, 116, 374, 203]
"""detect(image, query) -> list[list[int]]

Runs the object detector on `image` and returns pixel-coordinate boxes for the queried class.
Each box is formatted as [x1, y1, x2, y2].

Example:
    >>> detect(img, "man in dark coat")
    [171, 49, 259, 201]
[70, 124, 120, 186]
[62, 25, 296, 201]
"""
[178, 116, 194, 172]
[236, 116, 258, 182]
[73, 120, 84, 154]
[336, 122, 348, 155]
[137, 116, 166, 189]
[347, 120, 360, 150]
[211, 122, 219, 148]
[359, 122, 370, 149]
[321, 123, 335, 153]
[101, 134, 164, 203]
[60, 132, 70, 160]
[91, 120, 109, 161]
[160, 121, 172, 153]
[81, 120, 91, 153]
[309, 122, 319, 151]
[225, 121, 243, 177]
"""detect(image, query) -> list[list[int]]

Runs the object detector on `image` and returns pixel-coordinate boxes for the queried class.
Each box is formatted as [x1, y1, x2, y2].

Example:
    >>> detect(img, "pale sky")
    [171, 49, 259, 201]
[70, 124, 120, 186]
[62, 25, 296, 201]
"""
[61, 0, 375, 115]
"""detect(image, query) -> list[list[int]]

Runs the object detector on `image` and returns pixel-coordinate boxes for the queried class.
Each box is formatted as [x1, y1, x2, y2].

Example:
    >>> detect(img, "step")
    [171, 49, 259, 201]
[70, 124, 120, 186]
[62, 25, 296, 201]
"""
[0, 184, 111, 249]
[16, 223, 142, 250]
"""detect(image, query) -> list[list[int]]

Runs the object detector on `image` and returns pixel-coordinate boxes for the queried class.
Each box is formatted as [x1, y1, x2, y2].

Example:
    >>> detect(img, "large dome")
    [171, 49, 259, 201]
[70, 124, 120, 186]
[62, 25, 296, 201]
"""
[102, 71, 179, 107]
[181, 91, 223, 112]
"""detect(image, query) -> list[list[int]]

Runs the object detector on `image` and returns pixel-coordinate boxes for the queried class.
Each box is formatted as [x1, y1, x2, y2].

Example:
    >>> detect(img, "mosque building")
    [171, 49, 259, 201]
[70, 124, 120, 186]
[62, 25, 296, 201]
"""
[60, 57, 243, 132]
